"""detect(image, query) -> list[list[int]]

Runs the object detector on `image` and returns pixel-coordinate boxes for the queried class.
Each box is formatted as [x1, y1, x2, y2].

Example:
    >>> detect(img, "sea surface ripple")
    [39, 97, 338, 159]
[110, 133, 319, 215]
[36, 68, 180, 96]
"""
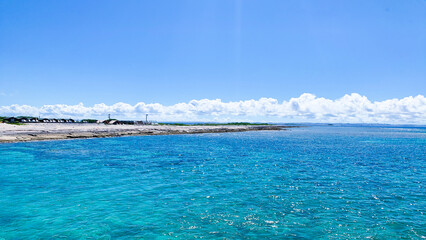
[0, 126, 425, 239]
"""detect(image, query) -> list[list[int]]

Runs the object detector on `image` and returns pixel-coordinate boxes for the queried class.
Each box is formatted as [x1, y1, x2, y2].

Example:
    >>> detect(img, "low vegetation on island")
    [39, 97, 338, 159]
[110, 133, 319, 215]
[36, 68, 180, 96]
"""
[157, 122, 271, 126]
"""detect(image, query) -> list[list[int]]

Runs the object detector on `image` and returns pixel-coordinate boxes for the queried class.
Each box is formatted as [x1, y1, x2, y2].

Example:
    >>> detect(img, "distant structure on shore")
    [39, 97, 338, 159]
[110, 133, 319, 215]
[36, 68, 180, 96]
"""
[2, 116, 76, 123]
[0, 116, 154, 125]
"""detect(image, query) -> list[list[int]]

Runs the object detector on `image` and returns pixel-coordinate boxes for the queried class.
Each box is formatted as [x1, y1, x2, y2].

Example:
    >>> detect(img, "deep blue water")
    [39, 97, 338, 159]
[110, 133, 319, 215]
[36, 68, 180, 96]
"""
[0, 126, 425, 239]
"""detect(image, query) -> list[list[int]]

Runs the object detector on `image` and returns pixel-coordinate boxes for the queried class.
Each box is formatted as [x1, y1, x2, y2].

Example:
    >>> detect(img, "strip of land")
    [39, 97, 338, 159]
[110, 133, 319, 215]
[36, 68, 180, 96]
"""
[0, 123, 291, 143]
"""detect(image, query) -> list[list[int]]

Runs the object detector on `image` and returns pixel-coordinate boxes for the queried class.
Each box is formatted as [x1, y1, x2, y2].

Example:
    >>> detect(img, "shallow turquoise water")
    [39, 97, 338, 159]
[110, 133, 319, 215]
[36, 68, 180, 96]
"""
[0, 126, 425, 239]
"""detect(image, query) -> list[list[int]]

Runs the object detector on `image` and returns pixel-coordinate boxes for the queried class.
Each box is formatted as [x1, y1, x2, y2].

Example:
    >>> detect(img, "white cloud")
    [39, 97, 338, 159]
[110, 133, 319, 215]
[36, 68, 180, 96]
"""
[0, 93, 425, 124]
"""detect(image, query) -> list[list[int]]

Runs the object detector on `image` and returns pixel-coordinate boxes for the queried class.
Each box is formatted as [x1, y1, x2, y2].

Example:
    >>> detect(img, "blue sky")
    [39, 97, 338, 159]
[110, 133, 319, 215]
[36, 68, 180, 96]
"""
[0, 0, 425, 109]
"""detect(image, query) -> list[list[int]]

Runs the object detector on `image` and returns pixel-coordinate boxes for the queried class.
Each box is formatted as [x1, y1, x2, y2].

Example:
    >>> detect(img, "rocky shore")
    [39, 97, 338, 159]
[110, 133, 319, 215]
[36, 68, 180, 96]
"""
[0, 123, 289, 143]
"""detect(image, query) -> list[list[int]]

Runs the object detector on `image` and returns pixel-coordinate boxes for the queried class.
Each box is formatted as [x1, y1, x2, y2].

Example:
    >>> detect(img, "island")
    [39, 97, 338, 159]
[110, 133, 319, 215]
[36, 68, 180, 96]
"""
[0, 122, 294, 143]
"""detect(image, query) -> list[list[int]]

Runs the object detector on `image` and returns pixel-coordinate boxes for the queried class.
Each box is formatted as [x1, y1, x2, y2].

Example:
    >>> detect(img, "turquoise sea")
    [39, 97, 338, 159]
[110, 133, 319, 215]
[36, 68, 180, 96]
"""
[0, 125, 425, 239]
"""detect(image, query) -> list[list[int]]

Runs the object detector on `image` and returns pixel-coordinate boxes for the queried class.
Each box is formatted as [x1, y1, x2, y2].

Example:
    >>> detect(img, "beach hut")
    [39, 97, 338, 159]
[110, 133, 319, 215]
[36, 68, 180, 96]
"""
[4, 117, 17, 123]
[18, 118, 28, 123]
[29, 117, 39, 122]
[103, 119, 121, 125]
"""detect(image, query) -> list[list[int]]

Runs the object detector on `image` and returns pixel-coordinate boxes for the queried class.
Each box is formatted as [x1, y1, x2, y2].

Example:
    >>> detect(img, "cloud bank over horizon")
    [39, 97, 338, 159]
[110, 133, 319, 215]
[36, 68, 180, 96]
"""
[1, 93, 425, 124]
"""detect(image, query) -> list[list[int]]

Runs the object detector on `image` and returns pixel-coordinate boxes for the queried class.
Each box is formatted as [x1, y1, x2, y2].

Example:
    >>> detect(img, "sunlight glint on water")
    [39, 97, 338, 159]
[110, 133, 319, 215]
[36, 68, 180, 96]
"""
[0, 126, 425, 239]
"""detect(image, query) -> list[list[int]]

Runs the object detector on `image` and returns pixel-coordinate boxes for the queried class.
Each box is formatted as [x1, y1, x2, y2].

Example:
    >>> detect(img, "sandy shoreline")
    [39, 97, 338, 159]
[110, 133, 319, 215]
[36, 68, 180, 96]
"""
[0, 123, 288, 143]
